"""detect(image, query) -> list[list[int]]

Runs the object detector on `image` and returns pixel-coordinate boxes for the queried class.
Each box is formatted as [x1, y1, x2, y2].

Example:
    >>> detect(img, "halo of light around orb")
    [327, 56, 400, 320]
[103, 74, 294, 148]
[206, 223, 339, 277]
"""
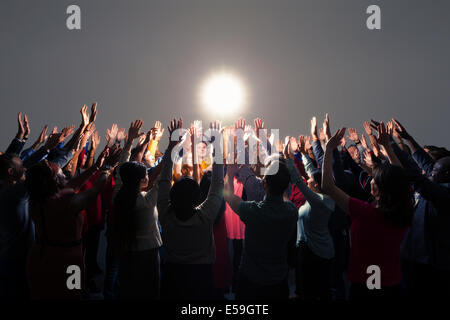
[200, 71, 247, 116]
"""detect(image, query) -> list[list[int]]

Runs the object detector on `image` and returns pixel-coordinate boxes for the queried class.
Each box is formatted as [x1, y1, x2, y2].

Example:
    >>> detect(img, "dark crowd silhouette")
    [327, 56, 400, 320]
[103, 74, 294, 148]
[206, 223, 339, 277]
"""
[1, 104, 449, 300]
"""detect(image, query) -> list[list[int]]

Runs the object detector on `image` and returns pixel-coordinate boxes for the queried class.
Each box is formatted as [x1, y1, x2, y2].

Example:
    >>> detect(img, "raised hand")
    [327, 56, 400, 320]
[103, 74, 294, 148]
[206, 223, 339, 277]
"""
[283, 137, 294, 159]
[370, 119, 380, 131]
[106, 123, 119, 146]
[376, 122, 390, 147]
[347, 128, 360, 143]
[235, 118, 246, 131]
[61, 125, 75, 140]
[319, 128, 326, 142]
[168, 117, 183, 141]
[276, 139, 284, 153]
[152, 121, 164, 141]
[298, 135, 306, 154]
[326, 128, 347, 151]
[116, 127, 126, 143]
[23, 114, 30, 140]
[363, 150, 375, 168]
[304, 135, 312, 151]
[392, 118, 411, 140]
[386, 121, 395, 137]
[323, 113, 331, 140]
[80, 105, 90, 128]
[360, 134, 369, 150]
[210, 120, 222, 133]
[89, 102, 97, 123]
[16, 112, 26, 140]
[51, 126, 58, 134]
[363, 121, 373, 136]
[253, 118, 265, 137]
[127, 120, 144, 142]
[32, 125, 48, 150]
[311, 116, 318, 140]
[91, 131, 100, 150]
[340, 136, 347, 148]
[44, 133, 65, 151]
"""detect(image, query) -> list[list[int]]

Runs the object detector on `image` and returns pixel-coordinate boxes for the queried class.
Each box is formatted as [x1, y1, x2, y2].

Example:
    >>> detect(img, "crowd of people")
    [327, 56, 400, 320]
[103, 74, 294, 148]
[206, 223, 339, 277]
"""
[1, 103, 449, 300]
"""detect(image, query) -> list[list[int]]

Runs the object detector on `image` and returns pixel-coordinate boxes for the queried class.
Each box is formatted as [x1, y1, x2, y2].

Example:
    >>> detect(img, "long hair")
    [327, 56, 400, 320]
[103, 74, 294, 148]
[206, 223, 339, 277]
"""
[25, 161, 59, 205]
[114, 161, 147, 248]
[372, 162, 414, 228]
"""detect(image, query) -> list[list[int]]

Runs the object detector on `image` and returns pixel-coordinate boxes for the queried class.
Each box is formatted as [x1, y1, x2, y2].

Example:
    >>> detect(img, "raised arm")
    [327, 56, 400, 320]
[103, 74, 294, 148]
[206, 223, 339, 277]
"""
[157, 118, 182, 219]
[322, 128, 350, 214]
[283, 141, 323, 206]
[393, 118, 435, 176]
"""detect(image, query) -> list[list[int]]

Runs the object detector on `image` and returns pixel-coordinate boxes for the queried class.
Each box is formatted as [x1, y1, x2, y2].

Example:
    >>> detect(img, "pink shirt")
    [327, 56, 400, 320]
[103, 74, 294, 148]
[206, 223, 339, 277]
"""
[224, 177, 245, 239]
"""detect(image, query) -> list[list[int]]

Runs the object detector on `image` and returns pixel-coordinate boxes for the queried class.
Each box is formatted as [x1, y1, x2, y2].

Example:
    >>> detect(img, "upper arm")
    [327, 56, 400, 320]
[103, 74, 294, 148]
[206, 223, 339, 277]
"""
[412, 148, 435, 177]
[144, 183, 159, 206]
[198, 163, 224, 220]
[326, 184, 350, 215]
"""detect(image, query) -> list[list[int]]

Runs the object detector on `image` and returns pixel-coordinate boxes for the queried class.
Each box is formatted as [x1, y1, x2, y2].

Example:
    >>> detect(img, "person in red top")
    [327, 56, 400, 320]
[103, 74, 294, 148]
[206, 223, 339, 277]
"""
[24, 150, 118, 299]
[321, 125, 414, 300]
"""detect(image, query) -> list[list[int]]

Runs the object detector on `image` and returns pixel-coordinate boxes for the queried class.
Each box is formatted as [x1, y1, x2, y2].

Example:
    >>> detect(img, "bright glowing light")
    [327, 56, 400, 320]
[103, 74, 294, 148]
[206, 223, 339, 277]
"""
[200, 71, 246, 116]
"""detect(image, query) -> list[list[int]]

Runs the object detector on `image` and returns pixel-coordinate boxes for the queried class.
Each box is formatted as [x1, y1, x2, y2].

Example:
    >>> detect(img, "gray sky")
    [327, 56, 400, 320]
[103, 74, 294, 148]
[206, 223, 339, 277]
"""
[1, 0, 450, 151]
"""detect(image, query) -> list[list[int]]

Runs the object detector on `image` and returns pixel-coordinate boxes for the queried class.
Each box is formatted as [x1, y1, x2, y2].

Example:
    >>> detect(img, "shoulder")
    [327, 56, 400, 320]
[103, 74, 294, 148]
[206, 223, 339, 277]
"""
[348, 197, 375, 220]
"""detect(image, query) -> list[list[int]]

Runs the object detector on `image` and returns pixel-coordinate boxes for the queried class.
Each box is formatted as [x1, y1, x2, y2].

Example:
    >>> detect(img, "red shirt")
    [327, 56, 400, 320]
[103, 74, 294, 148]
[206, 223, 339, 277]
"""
[348, 198, 408, 286]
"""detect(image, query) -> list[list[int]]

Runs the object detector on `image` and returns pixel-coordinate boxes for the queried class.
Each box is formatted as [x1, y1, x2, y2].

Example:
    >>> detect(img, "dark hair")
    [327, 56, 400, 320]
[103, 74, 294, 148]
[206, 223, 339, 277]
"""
[114, 161, 147, 247]
[423, 145, 450, 161]
[170, 177, 200, 221]
[25, 161, 59, 205]
[311, 168, 322, 190]
[264, 160, 290, 196]
[372, 163, 414, 228]
[0, 153, 18, 180]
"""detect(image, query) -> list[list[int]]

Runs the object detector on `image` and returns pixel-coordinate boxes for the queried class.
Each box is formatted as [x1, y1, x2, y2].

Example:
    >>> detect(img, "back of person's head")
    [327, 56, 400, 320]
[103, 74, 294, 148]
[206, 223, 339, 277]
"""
[423, 145, 450, 161]
[25, 161, 58, 204]
[371, 162, 414, 228]
[114, 161, 148, 245]
[0, 153, 23, 183]
[263, 160, 290, 197]
[430, 156, 450, 184]
[170, 177, 201, 221]
[311, 168, 322, 189]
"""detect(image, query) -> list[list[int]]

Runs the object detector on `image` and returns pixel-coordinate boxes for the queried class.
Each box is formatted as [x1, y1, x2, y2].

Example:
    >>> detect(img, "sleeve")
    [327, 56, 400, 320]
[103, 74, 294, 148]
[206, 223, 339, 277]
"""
[197, 163, 224, 222]
[348, 197, 374, 221]
[333, 149, 354, 193]
[301, 153, 315, 177]
[5, 138, 25, 155]
[293, 154, 308, 181]
[236, 165, 265, 202]
[413, 177, 450, 212]
[156, 150, 174, 222]
[312, 140, 324, 168]
[49, 149, 75, 169]
[20, 147, 35, 161]
[22, 147, 49, 169]
[412, 148, 435, 177]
